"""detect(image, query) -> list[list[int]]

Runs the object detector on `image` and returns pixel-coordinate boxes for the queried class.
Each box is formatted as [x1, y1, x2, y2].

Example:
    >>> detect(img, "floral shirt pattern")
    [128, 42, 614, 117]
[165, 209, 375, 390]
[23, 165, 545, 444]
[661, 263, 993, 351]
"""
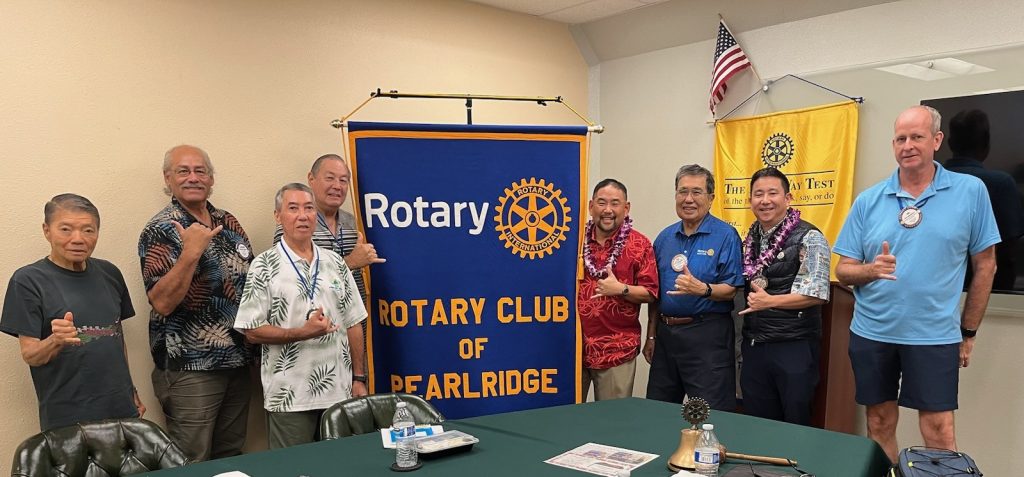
[577, 228, 659, 369]
[139, 198, 254, 371]
[234, 241, 366, 413]
[757, 221, 831, 300]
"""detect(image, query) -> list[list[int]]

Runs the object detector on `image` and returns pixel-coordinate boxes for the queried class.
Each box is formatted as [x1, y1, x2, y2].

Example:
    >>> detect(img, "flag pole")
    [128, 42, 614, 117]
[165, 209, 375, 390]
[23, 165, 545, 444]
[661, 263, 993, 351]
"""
[718, 14, 764, 87]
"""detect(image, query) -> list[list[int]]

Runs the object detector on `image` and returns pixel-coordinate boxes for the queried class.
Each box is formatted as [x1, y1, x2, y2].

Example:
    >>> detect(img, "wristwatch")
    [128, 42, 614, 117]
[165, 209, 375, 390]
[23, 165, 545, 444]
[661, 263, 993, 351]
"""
[702, 282, 713, 298]
[620, 285, 630, 296]
[960, 326, 977, 338]
[352, 375, 368, 383]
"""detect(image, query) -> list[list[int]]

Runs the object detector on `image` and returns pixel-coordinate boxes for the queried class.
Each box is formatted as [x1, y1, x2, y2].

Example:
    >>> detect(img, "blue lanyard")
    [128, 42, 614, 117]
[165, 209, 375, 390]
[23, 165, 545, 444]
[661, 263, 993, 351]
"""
[316, 212, 345, 250]
[897, 195, 930, 211]
[278, 241, 320, 305]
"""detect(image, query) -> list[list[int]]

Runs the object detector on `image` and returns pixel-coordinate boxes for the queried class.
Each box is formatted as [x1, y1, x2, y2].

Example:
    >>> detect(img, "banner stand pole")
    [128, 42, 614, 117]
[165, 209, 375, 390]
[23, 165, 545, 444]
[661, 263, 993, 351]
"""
[329, 88, 604, 133]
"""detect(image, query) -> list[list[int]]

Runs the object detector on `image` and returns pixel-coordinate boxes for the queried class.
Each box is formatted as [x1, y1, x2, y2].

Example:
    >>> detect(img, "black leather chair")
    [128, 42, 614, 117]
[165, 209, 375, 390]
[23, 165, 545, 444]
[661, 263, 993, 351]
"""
[11, 418, 189, 477]
[319, 393, 445, 440]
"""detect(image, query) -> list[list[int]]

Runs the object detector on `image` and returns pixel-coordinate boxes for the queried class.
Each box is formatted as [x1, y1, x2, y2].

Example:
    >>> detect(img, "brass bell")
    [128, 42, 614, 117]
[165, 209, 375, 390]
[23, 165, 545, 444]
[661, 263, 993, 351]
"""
[667, 427, 701, 471]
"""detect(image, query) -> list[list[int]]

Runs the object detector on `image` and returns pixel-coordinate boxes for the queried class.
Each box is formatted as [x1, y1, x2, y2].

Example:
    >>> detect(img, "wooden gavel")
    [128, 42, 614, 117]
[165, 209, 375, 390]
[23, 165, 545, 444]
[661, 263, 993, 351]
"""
[668, 428, 797, 471]
[724, 448, 797, 466]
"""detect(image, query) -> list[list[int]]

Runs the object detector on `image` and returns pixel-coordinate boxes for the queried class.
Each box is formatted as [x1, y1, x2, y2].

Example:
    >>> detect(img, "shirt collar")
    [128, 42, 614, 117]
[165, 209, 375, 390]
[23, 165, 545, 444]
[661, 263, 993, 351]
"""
[676, 214, 712, 237]
[316, 210, 342, 231]
[758, 217, 784, 238]
[170, 197, 224, 222]
[586, 220, 625, 246]
[884, 160, 952, 199]
[277, 238, 319, 265]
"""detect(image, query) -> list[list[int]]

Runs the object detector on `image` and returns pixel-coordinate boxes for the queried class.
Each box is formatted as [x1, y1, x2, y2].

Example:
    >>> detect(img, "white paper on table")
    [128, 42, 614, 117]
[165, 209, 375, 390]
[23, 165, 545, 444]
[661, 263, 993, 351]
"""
[379, 425, 444, 448]
[545, 442, 659, 477]
[212, 472, 252, 477]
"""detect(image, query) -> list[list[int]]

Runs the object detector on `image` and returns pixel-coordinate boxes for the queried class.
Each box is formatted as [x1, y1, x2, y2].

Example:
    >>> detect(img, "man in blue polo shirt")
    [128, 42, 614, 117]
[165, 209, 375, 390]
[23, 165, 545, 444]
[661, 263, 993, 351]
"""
[645, 164, 744, 410]
[835, 105, 999, 463]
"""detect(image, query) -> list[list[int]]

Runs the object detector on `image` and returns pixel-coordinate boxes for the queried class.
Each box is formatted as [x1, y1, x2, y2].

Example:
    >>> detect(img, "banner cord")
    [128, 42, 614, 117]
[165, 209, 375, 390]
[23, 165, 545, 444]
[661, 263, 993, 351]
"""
[716, 74, 863, 122]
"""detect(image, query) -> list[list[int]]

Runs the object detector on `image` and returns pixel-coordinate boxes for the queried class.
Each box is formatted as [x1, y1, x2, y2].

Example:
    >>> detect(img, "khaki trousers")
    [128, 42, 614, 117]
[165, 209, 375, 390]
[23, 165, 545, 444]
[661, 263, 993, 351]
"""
[582, 357, 637, 401]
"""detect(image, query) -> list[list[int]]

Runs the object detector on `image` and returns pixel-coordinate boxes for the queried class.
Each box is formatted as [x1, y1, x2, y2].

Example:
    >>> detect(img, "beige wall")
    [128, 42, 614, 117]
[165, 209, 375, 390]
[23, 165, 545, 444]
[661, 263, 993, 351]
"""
[0, 0, 587, 473]
[594, 0, 1024, 474]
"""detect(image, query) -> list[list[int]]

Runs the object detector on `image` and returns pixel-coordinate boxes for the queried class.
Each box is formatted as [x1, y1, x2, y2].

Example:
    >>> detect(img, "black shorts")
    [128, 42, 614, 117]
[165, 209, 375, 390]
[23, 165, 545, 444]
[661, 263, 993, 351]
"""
[848, 332, 959, 411]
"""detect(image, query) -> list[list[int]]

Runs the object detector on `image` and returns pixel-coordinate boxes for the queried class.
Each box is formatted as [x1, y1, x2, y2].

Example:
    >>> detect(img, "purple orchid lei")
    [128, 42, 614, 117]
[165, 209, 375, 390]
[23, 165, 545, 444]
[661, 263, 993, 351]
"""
[583, 215, 633, 278]
[743, 208, 800, 278]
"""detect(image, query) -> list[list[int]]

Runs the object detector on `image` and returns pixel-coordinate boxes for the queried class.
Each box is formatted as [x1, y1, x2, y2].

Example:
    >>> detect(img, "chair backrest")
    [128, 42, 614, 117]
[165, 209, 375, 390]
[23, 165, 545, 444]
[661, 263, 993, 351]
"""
[11, 418, 190, 477]
[319, 393, 445, 440]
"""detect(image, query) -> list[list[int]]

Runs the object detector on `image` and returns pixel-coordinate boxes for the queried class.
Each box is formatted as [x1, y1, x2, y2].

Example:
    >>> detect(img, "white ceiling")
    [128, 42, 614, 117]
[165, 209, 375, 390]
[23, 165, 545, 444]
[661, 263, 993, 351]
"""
[467, 0, 670, 24]
[469, 0, 900, 63]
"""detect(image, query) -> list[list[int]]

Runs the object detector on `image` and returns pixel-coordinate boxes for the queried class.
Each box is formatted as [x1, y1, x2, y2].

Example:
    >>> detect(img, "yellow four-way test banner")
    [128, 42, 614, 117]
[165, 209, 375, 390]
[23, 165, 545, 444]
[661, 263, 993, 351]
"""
[712, 101, 859, 277]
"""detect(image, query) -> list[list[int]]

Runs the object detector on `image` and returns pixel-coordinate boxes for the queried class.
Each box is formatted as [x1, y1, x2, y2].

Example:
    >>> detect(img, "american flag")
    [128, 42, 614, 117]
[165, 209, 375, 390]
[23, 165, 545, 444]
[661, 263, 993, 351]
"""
[710, 20, 751, 114]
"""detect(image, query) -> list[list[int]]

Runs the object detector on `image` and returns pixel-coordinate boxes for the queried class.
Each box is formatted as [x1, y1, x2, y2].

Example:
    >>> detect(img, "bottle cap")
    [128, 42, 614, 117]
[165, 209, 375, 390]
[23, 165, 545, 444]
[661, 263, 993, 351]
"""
[702, 423, 714, 430]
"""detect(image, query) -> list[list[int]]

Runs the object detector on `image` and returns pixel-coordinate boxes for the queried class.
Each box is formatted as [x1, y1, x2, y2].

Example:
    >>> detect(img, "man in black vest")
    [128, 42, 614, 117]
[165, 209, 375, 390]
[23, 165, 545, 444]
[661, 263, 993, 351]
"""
[738, 167, 831, 425]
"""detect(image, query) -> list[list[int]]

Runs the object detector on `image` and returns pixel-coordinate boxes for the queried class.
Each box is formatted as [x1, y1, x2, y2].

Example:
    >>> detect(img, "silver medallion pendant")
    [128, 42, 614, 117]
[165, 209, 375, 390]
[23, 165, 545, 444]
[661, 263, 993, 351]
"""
[671, 253, 688, 272]
[751, 275, 768, 289]
[898, 206, 922, 228]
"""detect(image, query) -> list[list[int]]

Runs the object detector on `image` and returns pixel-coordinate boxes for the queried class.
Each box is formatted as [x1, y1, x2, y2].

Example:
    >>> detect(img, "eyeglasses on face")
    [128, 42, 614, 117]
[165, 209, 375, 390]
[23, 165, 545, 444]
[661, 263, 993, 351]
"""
[173, 168, 210, 178]
[676, 188, 706, 199]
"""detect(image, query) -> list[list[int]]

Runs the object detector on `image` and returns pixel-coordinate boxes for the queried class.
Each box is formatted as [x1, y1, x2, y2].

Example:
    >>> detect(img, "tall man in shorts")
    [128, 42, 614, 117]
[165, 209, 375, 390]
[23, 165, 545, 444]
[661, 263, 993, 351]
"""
[834, 106, 999, 462]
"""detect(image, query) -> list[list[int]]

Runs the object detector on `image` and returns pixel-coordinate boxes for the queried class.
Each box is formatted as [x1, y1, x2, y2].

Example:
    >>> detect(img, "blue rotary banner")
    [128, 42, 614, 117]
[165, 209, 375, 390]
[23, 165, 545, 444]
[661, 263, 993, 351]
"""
[347, 122, 588, 419]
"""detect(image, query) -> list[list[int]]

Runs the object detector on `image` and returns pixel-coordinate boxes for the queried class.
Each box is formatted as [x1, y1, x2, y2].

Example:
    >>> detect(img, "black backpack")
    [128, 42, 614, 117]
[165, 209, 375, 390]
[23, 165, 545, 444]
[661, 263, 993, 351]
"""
[890, 447, 982, 476]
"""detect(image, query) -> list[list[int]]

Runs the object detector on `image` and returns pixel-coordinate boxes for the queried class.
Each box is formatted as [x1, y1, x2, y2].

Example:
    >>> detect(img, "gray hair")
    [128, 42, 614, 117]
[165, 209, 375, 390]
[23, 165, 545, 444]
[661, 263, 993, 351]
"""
[898, 106, 942, 136]
[674, 164, 715, 194]
[275, 182, 314, 211]
[162, 145, 216, 196]
[310, 154, 347, 176]
[922, 105, 942, 135]
[44, 193, 100, 227]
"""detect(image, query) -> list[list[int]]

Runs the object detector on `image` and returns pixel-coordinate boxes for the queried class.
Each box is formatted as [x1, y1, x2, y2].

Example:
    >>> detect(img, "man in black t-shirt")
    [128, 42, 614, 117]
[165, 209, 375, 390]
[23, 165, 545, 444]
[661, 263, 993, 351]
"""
[1, 194, 143, 431]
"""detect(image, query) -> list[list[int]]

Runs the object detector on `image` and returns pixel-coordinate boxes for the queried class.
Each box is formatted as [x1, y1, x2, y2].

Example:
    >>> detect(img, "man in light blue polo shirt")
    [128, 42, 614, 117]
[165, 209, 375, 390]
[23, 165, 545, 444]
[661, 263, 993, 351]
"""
[645, 164, 744, 410]
[834, 105, 999, 463]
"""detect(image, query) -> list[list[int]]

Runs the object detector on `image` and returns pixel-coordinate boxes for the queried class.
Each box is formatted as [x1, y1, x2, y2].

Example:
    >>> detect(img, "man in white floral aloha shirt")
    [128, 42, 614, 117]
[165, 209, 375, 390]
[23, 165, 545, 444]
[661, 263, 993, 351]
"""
[234, 183, 367, 448]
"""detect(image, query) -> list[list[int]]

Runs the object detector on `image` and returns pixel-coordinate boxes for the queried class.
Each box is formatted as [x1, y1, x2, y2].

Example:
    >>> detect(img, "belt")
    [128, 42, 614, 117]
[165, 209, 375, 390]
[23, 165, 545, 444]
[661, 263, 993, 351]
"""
[659, 312, 730, 326]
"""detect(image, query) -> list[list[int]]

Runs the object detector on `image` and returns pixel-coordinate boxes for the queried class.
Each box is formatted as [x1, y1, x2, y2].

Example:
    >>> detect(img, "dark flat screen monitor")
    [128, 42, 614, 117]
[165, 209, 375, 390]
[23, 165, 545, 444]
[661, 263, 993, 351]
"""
[922, 91, 1024, 295]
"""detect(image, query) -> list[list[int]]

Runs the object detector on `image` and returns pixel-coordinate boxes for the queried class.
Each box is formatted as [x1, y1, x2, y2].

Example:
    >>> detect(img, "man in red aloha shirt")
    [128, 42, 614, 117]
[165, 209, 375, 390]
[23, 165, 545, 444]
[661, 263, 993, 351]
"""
[578, 179, 659, 400]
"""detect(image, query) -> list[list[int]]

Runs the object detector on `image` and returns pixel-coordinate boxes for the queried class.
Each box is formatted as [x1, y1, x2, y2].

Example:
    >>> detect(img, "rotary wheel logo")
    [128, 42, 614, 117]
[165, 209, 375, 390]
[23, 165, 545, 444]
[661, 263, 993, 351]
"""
[494, 178, 571, 260]
[761, 132, 795, 168]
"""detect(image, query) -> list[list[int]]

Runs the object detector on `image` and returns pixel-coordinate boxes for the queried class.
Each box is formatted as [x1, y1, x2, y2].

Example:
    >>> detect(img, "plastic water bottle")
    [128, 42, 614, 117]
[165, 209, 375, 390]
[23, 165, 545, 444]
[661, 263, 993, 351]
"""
[694, 423, 721, 476]
[392, 402, 418, 468]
